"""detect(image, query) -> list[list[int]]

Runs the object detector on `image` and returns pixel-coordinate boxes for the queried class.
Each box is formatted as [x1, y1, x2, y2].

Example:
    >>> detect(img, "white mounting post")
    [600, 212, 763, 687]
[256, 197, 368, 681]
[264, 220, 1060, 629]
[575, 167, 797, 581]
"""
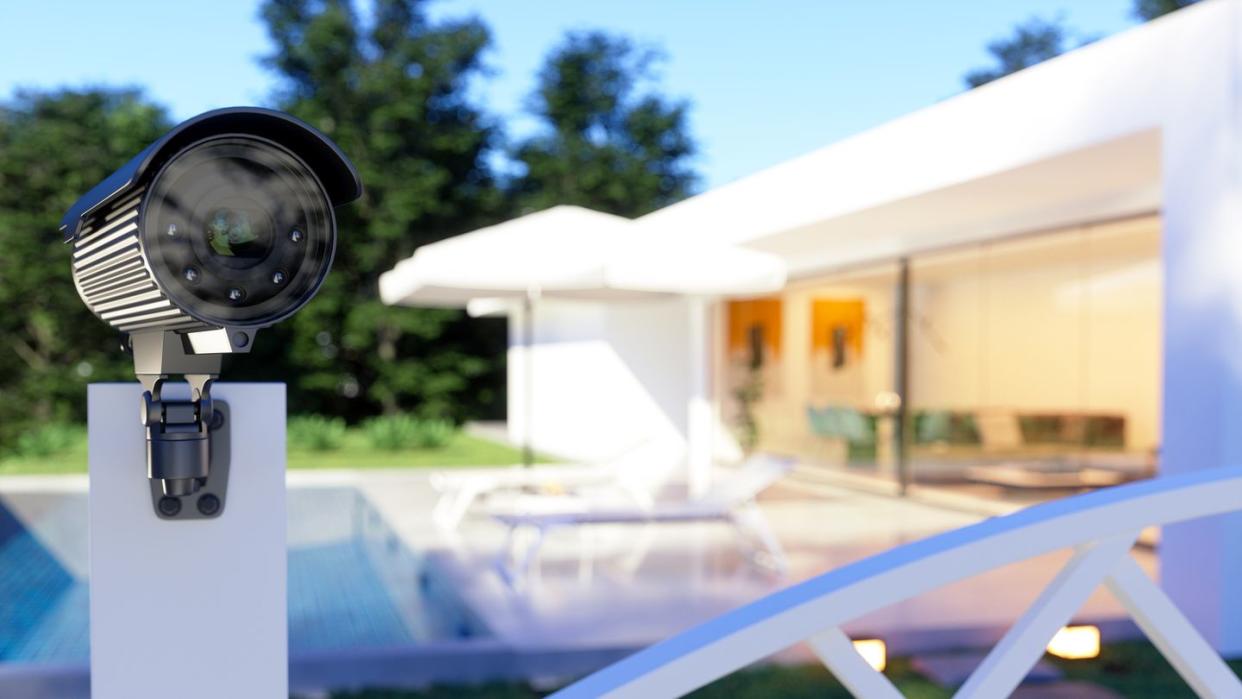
[88, 382, 287, 699]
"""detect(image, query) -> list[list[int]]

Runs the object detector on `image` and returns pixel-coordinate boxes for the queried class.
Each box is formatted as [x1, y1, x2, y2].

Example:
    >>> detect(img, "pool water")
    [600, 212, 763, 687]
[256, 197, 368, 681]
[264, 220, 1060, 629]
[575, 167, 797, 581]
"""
[0, 498, 86, 662]
[0, 487, 487, 664]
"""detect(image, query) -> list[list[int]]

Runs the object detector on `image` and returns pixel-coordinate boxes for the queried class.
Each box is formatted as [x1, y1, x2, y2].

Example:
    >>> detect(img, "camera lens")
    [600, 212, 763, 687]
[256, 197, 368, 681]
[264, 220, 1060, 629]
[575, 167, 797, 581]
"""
[141, 136, 335, 327]
[205, 208, 269, 262]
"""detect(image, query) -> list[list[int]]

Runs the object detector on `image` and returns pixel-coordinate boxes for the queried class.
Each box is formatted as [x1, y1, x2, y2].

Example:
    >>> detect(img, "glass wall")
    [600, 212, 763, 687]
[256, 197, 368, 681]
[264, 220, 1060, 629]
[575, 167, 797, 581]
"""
[724, 216, 1162, 504]
[907, 217, 1161, 502]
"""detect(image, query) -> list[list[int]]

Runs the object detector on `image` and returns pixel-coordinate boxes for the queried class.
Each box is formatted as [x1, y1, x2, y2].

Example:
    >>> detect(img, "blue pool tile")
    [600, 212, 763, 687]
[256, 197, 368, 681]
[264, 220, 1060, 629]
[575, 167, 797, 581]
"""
[0, 487, 486, 666]
[288, 539, 413, 652]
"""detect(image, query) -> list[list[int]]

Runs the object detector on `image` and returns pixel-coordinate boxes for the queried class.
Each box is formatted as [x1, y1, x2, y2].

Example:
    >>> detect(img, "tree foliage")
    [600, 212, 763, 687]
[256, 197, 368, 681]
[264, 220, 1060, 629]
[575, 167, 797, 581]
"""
[964, 16, 1077, 88]
[252, 0, 508, 421]
[1133, 0, 1199, 21]
[0, 8, 701, 452]
[0, 90, 172, 451]
[967, 1, 1203, 89]
[511, 31, 696, 218]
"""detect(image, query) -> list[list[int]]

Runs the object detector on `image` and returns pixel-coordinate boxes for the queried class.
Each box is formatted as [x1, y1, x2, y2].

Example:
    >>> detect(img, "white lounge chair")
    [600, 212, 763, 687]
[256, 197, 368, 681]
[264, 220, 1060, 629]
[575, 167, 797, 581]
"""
[490, 454, 795, 586]
[429, 440, 679, 529]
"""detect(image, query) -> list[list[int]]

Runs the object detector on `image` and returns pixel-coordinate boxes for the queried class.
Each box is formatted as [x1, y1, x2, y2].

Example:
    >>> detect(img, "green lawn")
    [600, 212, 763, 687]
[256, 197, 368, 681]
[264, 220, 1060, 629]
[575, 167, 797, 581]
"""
[0, 435, 90, 475]
[323, 643, 1242, 699]
[1053, 640, 1242, 698]
[0, 427, 545, 476]
[288, 430, 548, 469]
[325, 659, 950, 699]
[323, 659, 949, 699]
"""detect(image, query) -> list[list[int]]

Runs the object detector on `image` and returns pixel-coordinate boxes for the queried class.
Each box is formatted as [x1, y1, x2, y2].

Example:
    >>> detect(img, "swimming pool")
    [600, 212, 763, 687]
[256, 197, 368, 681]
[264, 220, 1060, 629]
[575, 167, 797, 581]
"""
[0, 486, 489, 665]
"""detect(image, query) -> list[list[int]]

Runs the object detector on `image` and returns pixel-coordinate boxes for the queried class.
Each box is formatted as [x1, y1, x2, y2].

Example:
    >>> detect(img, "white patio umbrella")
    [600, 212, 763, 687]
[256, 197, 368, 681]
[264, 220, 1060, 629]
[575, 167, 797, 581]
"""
[379, 205, 659, 305]
[380, 206, 661, 468]
[378, 205, 787, 493]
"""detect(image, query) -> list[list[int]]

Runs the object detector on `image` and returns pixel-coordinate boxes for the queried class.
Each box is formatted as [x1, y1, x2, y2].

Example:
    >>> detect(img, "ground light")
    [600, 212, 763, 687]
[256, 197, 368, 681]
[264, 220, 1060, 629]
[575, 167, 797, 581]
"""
[851, 638, 887, 671]
[1045, 625, 1101, 660]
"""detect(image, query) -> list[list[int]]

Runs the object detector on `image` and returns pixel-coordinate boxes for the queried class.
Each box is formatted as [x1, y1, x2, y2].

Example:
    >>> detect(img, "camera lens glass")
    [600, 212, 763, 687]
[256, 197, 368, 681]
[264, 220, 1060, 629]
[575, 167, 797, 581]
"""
[142, 136, 335, 326]
[205, 207, 267, 262]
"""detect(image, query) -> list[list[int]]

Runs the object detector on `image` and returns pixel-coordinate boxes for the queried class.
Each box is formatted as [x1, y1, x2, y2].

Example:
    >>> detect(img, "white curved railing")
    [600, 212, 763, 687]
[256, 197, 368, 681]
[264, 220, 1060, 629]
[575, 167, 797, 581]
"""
[551, 468, 1242, 698]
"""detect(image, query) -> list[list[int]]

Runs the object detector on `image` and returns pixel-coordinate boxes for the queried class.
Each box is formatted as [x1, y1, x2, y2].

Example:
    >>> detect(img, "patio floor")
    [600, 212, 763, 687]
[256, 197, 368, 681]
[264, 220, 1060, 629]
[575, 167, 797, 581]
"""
[294, 467, 1157, 659]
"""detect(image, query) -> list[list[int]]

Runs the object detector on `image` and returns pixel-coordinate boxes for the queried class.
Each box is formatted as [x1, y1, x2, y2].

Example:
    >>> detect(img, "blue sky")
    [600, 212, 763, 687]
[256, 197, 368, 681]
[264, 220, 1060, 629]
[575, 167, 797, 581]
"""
[1, 1, 1138, 190]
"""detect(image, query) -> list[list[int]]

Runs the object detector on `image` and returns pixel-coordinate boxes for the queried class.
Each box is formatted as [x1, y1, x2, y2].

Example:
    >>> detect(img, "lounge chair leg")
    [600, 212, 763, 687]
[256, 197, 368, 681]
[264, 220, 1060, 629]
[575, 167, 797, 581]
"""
[495, 523, 549, 590]
[578, 526, 593, 584]
[731, 501, 789, 575]
[435, 484, 481, 530]
[620, 482, 655, 509]
[619, 523, 657, 577]
[432, 493, 453, 528]
[494, 524, 521, 588]
[517, 525, 547, 586]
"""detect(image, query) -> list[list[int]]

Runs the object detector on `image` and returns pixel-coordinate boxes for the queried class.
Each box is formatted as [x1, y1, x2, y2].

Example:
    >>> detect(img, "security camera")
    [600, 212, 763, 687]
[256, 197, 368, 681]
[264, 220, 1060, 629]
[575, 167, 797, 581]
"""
[63, 107, 361, 514]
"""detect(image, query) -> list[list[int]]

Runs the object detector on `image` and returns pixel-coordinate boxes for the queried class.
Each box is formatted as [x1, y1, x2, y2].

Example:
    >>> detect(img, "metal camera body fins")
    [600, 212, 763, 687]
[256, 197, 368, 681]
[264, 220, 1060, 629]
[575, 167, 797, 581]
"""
[64, 107, 361, 516]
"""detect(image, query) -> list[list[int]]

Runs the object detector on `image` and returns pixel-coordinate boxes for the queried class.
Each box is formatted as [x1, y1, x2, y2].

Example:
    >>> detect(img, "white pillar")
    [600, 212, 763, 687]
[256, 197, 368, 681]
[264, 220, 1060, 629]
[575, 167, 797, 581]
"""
[687, 297, 713, 498]
[89, 383, 287, 698]
[1161, 0, 1242, 655]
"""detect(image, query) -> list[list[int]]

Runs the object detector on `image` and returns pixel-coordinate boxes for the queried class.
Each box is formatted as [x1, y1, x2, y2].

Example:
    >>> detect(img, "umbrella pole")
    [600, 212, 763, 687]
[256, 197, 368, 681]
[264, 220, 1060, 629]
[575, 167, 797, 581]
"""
[522, 292, 535, 468]
[687, 296, 712, 498]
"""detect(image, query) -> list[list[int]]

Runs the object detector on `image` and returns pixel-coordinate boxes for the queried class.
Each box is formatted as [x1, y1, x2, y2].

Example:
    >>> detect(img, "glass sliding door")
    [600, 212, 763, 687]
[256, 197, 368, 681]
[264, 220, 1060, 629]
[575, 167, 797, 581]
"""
[906, 217, 1161, 503]
[721, 217, 1161, 505]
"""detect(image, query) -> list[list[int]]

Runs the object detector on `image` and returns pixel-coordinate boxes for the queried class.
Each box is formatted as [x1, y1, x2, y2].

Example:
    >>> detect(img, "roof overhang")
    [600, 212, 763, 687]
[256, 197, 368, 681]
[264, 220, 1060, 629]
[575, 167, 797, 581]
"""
[635, 1, 1230, 272]
[750, 129, 1160, 277]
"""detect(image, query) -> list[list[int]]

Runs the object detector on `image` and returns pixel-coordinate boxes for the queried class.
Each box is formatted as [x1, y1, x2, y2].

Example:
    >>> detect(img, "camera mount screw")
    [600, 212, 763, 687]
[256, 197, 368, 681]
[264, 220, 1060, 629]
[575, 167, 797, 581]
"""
[158, 497, 182, 517]
[197, 494, 221, 516]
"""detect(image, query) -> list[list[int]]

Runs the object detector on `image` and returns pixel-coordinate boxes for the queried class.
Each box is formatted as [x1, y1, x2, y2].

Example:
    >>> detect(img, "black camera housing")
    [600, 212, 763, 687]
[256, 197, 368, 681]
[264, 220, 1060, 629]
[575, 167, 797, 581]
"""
[65, 106, 361, 346]
[63, 107, 361, 508]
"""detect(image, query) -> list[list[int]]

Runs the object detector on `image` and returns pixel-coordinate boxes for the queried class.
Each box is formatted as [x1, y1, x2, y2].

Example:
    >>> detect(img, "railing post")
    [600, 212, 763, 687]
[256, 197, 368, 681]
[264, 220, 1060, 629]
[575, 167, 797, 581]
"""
[807, 627, 903, 699]
[955, 533, 1137, 698]
[1106, 556, 1242, 698]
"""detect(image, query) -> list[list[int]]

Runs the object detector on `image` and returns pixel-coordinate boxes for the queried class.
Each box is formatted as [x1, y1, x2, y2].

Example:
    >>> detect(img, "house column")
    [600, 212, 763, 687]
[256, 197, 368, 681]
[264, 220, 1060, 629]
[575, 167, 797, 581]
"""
[1160, 3, 1242, 654]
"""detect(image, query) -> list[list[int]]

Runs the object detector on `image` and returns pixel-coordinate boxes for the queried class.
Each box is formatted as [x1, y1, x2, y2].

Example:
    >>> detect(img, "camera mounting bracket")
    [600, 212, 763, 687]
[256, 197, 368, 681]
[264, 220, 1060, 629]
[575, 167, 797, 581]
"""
[131, 330, 232, 520]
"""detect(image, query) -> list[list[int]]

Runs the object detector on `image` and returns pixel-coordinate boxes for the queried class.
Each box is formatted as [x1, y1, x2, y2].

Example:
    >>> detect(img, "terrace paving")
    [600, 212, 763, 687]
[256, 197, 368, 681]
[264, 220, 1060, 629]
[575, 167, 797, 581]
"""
[293, 467, 1156, 658]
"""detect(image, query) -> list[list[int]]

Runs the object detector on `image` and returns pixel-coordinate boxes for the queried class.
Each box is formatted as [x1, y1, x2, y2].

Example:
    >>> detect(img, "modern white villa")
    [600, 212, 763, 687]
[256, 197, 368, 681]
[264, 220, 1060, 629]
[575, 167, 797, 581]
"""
[383, 0, 1242, 655]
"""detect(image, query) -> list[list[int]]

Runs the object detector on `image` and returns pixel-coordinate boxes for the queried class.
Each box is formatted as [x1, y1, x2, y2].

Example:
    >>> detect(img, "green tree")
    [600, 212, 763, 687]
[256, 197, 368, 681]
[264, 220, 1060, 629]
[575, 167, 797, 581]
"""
[1134, 0, 1199, 20]
[968, 2, 1201, 90]
[511, 31, 697, 218]
[964, 16, 1077, 88]
[255, 0, 507, 421]
[0, 89, 171, 451]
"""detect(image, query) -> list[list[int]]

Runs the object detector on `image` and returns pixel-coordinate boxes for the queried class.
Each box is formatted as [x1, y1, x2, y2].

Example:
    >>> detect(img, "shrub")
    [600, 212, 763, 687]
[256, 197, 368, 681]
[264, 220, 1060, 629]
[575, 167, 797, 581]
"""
[363, 415, 456, 451]
[287, 415, 347, 452]
[13, 423, 84, 458]
[411, 418, 455, 449]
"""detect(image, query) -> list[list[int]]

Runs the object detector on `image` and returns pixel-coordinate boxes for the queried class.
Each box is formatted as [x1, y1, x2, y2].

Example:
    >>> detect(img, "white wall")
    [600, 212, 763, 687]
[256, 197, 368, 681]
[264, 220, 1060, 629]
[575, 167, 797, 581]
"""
[507, 298, 691, 469]
[1157, 0, 1242, 657]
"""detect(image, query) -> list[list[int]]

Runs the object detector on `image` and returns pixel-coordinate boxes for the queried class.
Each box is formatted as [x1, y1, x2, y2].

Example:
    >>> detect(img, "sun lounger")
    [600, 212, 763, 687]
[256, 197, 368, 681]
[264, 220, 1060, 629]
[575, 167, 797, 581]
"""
[429, 440, 679, 528]
[489, 454, 795, 586]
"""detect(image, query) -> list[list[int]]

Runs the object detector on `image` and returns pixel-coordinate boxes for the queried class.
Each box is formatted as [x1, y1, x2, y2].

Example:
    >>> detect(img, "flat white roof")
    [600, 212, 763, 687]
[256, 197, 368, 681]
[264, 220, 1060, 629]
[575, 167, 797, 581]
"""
[636, 0, 1234, 273]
